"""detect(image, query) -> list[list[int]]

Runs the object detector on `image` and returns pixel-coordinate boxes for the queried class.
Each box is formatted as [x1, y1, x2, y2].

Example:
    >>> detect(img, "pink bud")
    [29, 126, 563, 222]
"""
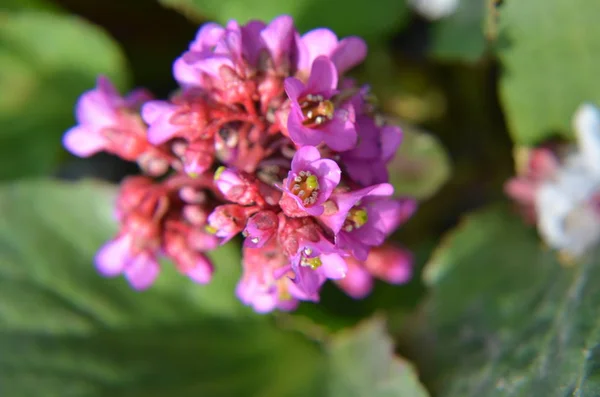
[214, 167, 257, 205]
[334, 258, 374, 299]
[182, 139, 215, 176]
[364, 245, 412, 284]
[207, 204, 253, 243]
[243, 210, 278, 248]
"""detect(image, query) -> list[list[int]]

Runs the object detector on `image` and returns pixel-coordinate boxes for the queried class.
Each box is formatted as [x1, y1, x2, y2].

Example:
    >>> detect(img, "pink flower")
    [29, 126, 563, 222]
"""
[320, 183, 416, 261]
[335, 245, 413, 299]
[291, 248, 347, 299]
[284, 56, 357, 151]
[65, 15, 417, 313]
[277, 215, 347, 298]
[95, 235, 160, 290]
[164, 230, 215, 284]
[175, 15, 297, 88]
[141, 90, 210, 145]
[207, 204, 256, 244]
[281, 146, 341, 216]
[236, 242, 299, 313]
[296, 28, 367, 77]
[63, 76, 153, 160]
[214, 167, 259, 205]
[334, 257, 374, 299]
[341, 116, 402, 186]
[243, 210, 279, 248]
[173, 23, 227, 87]
[364, 245, 413, 284]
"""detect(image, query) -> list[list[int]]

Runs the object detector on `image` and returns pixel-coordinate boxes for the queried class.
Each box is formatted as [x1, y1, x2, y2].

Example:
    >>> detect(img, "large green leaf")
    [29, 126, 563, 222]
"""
[0, 180, 429, 396]
[412, 205, 600, 396]
[0, 11, 129, 180]
[429, 0, 487, 62]
[497, 0, 600, 145]
[158, 0, 410, 41]
[327, 317, 429, 397]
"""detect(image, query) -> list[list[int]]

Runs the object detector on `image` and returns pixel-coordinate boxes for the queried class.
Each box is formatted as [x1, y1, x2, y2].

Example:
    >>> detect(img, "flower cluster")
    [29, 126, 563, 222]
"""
[63, 16, 416, 312]
[505, 103, 600, 260]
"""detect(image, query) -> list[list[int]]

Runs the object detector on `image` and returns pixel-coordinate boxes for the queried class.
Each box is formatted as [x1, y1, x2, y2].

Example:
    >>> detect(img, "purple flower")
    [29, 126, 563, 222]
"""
[341, 116, 403, 186]
[258, 15, 296, 69]
[95, 235, 160, 290]
[236, 244, 300, 313]
[297, 28, 367, 77]
[320, 183, 416, 261]
[173, 23, 227, 87]
[290, 241, 348, 299]
[63, 76, 151, 158]
[176, 16, 297, 86]
[282, 146, 341, 216]
[285, 56, 357, 151]
[142, 100, 181, 145]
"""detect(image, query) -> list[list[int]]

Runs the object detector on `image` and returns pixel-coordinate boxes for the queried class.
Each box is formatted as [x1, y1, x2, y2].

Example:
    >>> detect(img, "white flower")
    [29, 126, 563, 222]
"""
[409, 0, 460, 20]
[534, 104, 600, 258]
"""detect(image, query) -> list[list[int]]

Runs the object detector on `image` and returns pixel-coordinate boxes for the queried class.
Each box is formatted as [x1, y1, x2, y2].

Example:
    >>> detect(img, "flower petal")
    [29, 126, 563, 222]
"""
[124, 253, 160, 290]
[261, 15, 295, 65]
[380, 125, 402, 162]
[574, 103, 600, 176]
[298, 28, 338, 73]
[63, 125, 106, 157]
[190, 22, 226, 51]
[173, 56, 203, 87]
[186, 255, 214, 284]
[287, 110, 325, 146]
[283, 77, 306, 101]
[142, 100, 179, 144]
[335, 259, 373, 299]
[306, 56, 338, 93]
[94, 235, 131, 276]
[319, 253, 347, 279]
[331, 37, 367, 74]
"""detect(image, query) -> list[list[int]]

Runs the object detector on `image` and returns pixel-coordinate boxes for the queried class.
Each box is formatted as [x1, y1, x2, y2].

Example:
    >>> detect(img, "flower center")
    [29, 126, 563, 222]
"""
[343, 208, 368, 232]
[299, 94, 334, 126]
[301, 255, 322, 270]
[289, 170, 320, 206]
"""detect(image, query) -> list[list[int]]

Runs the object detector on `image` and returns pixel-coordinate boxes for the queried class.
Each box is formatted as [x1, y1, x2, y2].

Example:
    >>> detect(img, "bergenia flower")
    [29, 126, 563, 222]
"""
[320, 183, 416, 260]
[335, 245, 413, 299]
[506, 103, 600, 259]
[236, 241, 299, 313]
[297, 28, 367, 77]
[62, 15, 418, 312]
[95, 235, 159, 290]
[63, 76, 153, 160]
[281, 146, 341, 216]
[342, 117, 403, 186]
[284, 56, 358, 151]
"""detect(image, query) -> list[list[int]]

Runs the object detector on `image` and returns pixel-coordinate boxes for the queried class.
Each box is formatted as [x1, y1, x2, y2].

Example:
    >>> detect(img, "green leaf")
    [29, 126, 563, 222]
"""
[327, 316, 430, 397]
[497, 0, 600, 145]
[413, 205, 600, 396]
[0, 11, 129, 180]
[158, 0, 410, 41]
[0, 180, 429, 396]
[2, 0, 61, 12]
[389, 123, 452, 200]
[429, 0, 487, 62]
